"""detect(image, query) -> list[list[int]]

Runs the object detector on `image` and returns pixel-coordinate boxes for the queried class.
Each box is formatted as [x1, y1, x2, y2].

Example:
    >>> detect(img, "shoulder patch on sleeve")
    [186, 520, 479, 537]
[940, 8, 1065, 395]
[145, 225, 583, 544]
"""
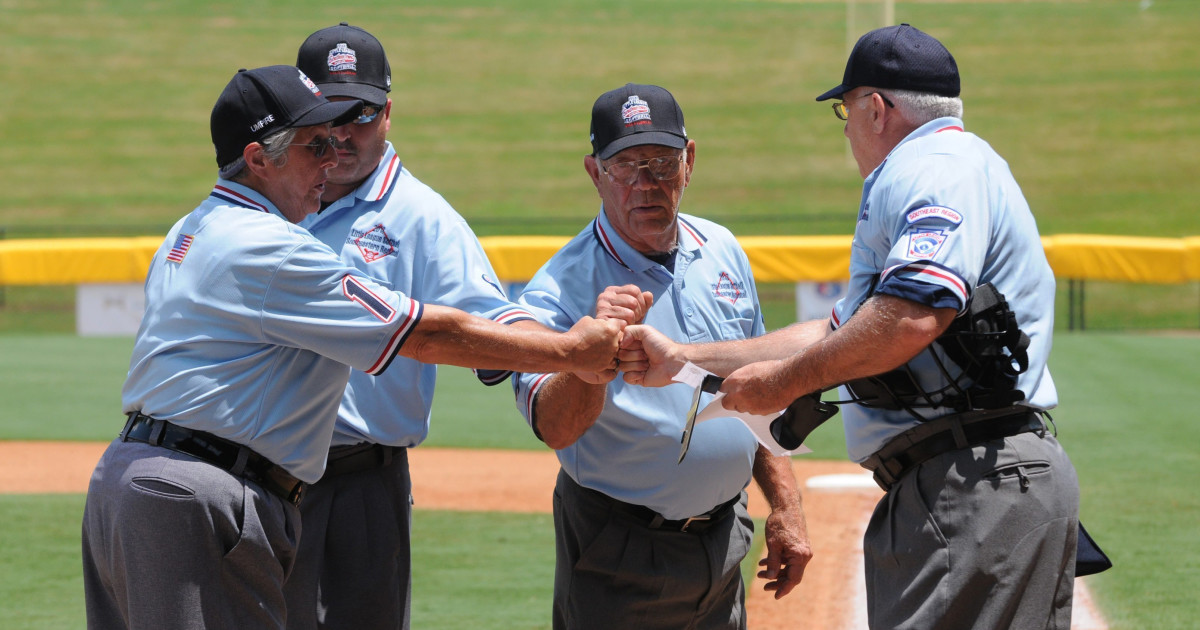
[906, 228, 949, 260]
[905, 205, 963, 225]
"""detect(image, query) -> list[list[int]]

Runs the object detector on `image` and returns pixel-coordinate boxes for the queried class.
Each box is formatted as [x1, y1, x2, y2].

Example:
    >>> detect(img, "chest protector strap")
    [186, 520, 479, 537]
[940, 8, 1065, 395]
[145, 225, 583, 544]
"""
[843, 282, 1031, 417]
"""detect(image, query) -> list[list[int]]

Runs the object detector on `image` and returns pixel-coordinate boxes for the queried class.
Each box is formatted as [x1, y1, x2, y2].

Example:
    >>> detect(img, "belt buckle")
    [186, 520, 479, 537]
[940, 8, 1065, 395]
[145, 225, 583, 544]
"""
[286, 482, 305, 506]
[262, 464, 305, 506]
[680, 514, 711, 532]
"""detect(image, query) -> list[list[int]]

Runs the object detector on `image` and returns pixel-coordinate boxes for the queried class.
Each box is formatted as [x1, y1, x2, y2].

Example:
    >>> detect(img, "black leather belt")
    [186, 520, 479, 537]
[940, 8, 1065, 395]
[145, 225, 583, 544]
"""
[611, 495, 738, 533]
[321, 443, 405, 479]
[861, 408, 1044, 492]
[573, 477, 738, 534]
[121, 413, 305, 505]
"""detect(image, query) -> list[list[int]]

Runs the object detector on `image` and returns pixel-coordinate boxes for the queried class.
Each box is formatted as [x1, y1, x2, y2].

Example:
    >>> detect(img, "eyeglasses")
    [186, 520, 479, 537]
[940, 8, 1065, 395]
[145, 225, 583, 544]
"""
[290, 135, 336, 159]
[601, 153, 685, 187]
[354, 103, 384, 125]
[832, 92, 895, 121]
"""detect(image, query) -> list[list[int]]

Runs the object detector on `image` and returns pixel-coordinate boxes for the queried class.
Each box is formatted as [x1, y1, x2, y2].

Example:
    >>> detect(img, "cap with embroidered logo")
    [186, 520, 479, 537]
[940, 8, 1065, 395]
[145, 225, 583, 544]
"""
[815, 24, 960, 102]
[210, 65, 363, 174]
[590, 83, 687, 160]
[297, 22, 391, 106]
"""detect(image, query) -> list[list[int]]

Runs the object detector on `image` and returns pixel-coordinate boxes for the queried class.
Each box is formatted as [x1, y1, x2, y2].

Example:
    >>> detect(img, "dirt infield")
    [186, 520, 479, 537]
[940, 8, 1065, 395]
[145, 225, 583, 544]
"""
[0, 441, 1103, 630]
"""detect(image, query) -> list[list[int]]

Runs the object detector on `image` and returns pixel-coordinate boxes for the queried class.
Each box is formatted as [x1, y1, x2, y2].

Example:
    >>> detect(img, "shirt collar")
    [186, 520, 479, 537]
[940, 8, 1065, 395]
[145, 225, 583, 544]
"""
[353, 141, 403, 203]
[210, 179, 278, 217]
[894, 116, 964, 154]
[869, 116, 965, 182]
[299, 142, 404, 230]
[591, 204, 707, 273]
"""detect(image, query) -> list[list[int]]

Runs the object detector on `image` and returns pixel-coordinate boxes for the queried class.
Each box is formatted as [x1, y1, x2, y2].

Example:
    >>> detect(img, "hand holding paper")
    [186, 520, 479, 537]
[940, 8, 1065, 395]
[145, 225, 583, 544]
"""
[696, 392, 812, 457]
[672, 362, 812, 460]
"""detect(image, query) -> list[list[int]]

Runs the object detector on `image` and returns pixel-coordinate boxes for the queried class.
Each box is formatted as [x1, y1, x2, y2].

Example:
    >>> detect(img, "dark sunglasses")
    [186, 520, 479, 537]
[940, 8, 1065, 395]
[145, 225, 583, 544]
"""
[290, 135, 336, 159]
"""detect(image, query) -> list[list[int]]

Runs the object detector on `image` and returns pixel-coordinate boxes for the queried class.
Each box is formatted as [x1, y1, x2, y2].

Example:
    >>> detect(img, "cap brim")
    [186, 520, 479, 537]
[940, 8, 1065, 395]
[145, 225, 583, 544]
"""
[292, 99, 364, 129]
[815, 84, 849, 102]
[598, 131, 687, 160]
[318, 82, 389, 107]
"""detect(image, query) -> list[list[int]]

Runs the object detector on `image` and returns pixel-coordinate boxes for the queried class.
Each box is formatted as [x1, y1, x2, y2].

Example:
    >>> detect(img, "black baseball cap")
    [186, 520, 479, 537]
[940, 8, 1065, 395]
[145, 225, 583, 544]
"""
[210, 65, 363, 171]
[297, 23, 391, 106]
[590, 83, 687, 160]
[815, 24, 960, 102]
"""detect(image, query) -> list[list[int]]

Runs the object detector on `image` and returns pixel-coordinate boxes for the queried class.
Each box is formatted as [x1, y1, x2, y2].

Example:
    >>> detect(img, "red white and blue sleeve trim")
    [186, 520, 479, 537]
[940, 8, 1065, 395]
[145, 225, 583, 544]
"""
[493, 306, 536, 325]
[521, 372, 554, 436]
[877, 260, 970, 314]
[473, 306, 539, 386]
[364, 299, 424, 376]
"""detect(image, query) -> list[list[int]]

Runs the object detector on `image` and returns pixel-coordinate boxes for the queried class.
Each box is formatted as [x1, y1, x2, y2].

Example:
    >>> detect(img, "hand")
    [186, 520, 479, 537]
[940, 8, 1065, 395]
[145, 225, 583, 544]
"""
[595, 285, 654, 326]
[616, 324, 685, 387]
[720, 360, 796, 415]
[758, 506, 812, 599]
[564, 316, 625, 374]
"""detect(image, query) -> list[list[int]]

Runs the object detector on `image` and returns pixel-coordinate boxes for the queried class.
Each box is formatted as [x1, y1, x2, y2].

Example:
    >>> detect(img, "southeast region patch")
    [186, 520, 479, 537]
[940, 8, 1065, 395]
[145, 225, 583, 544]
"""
[905, 205, 963, 225]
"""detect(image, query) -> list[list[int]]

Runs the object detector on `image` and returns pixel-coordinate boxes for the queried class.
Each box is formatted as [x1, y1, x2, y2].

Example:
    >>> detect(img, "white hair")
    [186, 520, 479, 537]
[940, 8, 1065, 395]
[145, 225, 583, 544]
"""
[880, 89, 964, 126]
[221, 127, 298, 181]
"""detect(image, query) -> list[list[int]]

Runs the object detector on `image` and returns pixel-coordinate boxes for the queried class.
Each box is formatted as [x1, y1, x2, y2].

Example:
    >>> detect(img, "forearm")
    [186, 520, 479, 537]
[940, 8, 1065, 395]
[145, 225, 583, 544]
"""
[753, 443, 813, 599]
[400, 305, 575, 372]
[686, 319, 831, 377]
[531, 372, 607, 449]
[776, 295, 954, 400]
[752, 445, 803, 514]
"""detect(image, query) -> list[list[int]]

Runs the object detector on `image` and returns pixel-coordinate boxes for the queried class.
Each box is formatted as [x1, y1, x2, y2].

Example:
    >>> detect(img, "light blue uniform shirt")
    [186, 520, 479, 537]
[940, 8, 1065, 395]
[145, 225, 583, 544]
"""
[122, 180, 423, 482]
[514, 209, 764, 520]
[834, 117, 1057, 462]
[300, 143, 534, 448]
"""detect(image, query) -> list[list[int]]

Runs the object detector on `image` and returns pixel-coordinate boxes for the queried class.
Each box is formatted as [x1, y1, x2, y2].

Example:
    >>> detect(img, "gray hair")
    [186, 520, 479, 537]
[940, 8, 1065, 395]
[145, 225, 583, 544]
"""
[880, 89, 963, 127]
[220, 127, 299, 181]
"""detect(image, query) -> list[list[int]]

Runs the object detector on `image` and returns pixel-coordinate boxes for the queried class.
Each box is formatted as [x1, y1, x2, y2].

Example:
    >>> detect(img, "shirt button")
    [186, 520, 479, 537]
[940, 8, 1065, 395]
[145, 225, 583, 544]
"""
[686, 307, 694, 317]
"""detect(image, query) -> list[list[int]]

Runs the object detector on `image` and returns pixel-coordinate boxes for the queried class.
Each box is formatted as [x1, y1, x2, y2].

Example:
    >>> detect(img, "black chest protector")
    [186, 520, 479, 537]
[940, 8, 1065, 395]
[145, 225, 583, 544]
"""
[844, 282, 1030, 418]
[769, 283, 1033, 451]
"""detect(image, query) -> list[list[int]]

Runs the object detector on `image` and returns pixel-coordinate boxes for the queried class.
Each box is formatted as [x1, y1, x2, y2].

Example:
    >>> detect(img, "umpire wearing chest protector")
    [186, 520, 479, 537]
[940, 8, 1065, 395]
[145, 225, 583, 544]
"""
[622, 25, 1085, 630]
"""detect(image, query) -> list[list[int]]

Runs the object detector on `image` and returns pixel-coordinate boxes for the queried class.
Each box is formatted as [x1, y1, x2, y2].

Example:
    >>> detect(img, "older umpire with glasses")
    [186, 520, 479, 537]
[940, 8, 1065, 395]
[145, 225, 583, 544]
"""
[513, 83, 812, 630]
[624, 24, 1085, 630]
[81, 65, 624, 630]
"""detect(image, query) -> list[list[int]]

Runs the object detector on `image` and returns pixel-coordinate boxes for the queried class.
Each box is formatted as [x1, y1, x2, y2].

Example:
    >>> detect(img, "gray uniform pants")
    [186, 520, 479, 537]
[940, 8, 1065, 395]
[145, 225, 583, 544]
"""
[552, 470, 753, 630]
[283, 446, 412, 630]
[82, 439, 300, 630]
[864, 431, 1079, 630]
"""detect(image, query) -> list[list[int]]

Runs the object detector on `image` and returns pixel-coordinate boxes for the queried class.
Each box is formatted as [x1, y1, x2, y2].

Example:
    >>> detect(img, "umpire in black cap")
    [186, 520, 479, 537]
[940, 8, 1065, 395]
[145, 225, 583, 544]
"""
[717, 22, 1082, 630]
[82, 63, 626, 630]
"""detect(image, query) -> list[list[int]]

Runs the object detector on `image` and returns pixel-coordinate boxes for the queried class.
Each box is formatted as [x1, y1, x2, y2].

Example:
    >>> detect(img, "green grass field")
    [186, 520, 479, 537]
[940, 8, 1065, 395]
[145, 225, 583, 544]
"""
[2, 334, 1199, 628]
[2, 0, 1198, 238]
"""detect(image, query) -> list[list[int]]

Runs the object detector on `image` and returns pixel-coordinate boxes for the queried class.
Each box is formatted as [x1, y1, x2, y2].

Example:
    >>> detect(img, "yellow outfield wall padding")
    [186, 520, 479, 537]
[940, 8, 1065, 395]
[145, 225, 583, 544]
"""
[1042, 234, 1189, 284]
[2, 235, 1198, 287]
[737, 236, 854, 282]
[478, 236, 570, 282]
[1185, 237, 1200, 282]
[0, 237, 162, 286]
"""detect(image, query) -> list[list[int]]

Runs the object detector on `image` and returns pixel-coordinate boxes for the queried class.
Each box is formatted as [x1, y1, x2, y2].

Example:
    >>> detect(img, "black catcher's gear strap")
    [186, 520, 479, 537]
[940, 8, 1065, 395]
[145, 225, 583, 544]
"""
[764, 283, 1033, 444]
[769, 392, 839, 451]
[843, 282, 1031, 416]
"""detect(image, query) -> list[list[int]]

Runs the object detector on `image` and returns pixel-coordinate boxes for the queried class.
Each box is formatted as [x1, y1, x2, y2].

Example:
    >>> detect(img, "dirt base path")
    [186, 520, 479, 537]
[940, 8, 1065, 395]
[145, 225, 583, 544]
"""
[0, 441, 1103, 630]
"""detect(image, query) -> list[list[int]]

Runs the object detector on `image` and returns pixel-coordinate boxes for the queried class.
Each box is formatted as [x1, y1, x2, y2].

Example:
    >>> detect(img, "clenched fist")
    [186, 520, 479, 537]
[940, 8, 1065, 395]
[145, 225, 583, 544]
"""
[563, 316, 626, 374]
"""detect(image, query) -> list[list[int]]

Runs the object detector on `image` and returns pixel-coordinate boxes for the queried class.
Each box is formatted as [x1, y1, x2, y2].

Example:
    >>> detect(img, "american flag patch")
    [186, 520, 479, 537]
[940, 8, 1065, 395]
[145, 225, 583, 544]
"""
[166, 234, 193, 263]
